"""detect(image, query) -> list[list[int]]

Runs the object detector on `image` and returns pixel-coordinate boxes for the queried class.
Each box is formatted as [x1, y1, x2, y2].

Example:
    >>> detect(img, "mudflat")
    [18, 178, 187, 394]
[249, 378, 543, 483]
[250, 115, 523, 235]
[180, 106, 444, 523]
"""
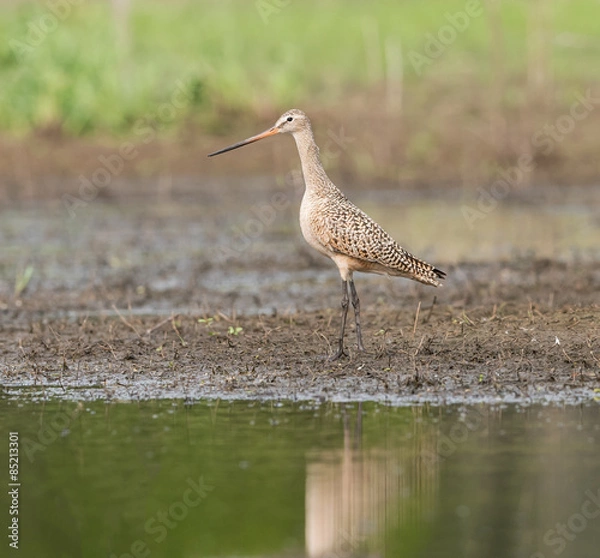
[1, 186, 598, 403]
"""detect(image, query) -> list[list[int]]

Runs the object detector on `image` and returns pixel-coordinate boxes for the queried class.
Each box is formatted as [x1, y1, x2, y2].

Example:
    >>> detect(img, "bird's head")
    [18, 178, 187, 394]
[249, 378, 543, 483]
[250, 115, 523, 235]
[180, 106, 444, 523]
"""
[208, 109, 310, 157]
[272, 109, 310, 135]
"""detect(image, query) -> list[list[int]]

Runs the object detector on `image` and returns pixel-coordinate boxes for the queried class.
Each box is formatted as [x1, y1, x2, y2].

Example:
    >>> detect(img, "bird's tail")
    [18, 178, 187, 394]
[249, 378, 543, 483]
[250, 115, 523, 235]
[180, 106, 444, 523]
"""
[394, 251, 446, 287]
[414, 263, 445, 287]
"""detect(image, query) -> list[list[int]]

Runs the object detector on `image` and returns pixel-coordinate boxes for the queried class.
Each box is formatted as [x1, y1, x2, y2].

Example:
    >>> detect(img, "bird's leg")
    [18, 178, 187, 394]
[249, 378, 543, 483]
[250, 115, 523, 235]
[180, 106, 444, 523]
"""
[330, 280, 349, 361]
[349, 280, 365, 352]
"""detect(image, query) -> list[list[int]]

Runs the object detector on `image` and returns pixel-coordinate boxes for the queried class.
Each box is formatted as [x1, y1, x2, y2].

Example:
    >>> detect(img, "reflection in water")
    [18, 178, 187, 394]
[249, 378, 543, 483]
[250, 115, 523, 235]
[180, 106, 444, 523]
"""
[0, 400, 598, 558]
[306, 406, 439, 557]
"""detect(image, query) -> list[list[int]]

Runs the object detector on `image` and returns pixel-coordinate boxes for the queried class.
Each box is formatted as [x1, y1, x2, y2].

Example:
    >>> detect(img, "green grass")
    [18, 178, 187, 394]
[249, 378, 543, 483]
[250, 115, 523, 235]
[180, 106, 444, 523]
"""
[0, 0, 599, 137]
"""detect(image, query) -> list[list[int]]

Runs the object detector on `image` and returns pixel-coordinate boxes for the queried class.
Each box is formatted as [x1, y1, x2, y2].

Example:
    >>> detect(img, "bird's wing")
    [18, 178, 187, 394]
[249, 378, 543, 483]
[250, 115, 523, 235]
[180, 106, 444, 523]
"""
[325, 202, 408, 264]
[323, 199, 445, 284]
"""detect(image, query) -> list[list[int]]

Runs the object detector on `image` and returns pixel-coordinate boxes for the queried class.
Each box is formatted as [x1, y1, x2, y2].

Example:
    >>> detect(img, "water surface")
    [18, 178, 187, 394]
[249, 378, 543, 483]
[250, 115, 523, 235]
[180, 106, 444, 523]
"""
[0, 399, 598, 558]
[1, 185, 598, 316]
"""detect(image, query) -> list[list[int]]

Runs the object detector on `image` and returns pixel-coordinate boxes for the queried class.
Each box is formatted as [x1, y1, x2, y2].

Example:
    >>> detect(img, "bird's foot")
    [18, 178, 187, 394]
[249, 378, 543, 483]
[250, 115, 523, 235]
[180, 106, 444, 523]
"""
[329, 344, 347, 361]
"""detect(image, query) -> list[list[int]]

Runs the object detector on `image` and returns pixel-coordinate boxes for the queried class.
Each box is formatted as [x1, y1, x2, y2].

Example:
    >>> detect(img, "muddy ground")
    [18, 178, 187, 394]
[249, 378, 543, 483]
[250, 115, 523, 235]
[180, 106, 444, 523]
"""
[2, 258, 599, 404]
[1, 184, 599, 404]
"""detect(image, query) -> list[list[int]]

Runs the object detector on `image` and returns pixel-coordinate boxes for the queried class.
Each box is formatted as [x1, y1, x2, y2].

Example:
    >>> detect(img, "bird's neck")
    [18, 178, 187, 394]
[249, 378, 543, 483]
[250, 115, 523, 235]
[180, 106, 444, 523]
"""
[292, 129, 336, 196]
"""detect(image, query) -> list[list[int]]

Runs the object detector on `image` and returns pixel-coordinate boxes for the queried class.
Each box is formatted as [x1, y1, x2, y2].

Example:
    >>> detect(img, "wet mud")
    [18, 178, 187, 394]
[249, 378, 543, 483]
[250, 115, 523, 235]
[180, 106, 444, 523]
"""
[1, 188, 599, 404]
[2, 260, 599, 405]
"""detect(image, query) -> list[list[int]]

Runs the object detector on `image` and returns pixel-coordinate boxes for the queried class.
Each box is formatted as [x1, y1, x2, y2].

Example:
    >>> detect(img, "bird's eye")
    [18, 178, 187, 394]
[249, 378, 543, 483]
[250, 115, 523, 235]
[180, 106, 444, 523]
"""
[286, 116, 293, 122]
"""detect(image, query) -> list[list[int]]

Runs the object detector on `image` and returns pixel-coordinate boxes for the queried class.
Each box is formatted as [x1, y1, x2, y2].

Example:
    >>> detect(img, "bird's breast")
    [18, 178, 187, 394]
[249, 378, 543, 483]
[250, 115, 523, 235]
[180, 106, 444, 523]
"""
[299, 194, 332, 257]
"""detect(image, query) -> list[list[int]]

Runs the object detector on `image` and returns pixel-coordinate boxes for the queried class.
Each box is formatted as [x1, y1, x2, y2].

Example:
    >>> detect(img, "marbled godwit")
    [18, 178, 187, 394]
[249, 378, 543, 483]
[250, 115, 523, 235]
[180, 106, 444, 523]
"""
[209, 109, 445, 360]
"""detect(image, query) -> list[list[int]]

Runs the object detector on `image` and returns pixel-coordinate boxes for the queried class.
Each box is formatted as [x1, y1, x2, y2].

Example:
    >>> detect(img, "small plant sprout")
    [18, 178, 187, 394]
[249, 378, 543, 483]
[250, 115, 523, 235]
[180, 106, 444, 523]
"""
[14, 265, 34, 298]
[228, 326, 243, 336]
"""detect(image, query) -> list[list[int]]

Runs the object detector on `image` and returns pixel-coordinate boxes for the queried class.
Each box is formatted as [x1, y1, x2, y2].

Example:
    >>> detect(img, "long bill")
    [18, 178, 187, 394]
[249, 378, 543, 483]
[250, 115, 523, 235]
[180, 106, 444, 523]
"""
[208, 127, 280, 157]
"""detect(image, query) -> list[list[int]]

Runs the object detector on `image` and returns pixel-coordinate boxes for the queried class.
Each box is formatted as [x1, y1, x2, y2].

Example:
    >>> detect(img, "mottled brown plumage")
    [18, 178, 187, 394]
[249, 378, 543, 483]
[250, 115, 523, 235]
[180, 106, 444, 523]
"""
[209, 109, 446, 359]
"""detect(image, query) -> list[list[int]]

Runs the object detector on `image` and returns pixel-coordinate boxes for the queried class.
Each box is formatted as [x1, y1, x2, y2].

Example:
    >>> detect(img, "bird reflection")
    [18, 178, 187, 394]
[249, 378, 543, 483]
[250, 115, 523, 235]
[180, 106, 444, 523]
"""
[305, 405, 439, 557]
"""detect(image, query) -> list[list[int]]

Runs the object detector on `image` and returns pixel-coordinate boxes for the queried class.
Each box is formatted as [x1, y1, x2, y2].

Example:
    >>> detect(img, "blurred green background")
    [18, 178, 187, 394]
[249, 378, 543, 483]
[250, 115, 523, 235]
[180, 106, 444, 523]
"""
[1, 0, 599, 187]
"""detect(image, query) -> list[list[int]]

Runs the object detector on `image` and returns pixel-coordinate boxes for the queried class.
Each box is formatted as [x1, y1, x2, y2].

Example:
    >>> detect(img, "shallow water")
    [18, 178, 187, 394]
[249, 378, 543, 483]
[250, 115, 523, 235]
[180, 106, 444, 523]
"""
[1, 184, 599, 316]
[1, 398, 598, 558]
[2, 187, 599, 277]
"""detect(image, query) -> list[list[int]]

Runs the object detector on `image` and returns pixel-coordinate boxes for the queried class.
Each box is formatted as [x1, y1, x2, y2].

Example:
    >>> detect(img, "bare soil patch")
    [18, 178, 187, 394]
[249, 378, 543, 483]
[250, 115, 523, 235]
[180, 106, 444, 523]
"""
[2, 260, 598, 403]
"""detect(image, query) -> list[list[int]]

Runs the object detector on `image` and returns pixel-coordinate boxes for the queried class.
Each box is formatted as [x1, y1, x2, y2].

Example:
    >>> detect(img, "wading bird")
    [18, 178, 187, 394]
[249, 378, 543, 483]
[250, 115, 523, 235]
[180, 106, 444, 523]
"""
[208, 109, 445, 360]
